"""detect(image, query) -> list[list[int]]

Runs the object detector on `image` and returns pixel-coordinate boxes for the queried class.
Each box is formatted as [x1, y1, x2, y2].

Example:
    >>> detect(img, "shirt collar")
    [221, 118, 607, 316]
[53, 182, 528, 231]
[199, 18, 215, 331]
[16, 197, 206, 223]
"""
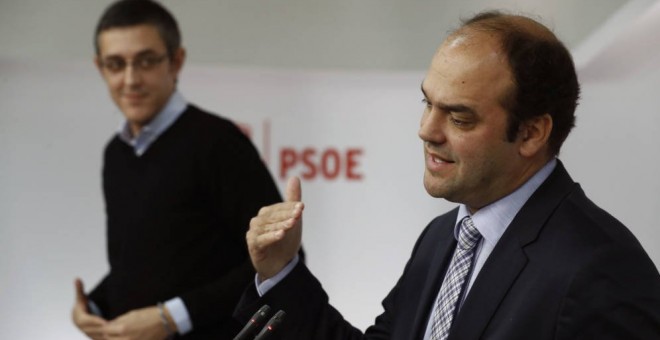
[454, 158, 557, 247]
[118, 91, 187, 156]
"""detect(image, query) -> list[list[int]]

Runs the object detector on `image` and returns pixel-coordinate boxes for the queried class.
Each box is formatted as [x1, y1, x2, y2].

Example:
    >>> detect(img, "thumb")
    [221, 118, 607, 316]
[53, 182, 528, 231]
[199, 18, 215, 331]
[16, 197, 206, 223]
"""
[74, 278, 87, 304]
[285, 176, 302, 202]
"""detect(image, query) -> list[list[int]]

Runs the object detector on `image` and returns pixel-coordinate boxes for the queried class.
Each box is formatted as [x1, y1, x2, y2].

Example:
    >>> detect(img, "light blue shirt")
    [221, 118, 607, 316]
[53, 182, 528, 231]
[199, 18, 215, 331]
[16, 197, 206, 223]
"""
[116, 90, 193, 334]
[118, 91, 187, 156]
[422, 158, 556, 339]
[256, 255, 301, 296]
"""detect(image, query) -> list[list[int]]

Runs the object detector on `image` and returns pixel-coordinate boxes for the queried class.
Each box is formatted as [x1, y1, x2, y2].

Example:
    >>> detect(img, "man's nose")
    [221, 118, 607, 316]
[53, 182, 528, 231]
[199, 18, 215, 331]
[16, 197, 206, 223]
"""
[419, 108, 446, 144]
[123, 64, 143, 86]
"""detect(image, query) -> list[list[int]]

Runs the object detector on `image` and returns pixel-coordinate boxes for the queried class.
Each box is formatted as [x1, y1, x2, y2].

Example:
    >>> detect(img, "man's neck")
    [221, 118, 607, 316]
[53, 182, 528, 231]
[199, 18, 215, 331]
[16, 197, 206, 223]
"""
[129, 123, 145, 138]
[467, 156, 555, 214]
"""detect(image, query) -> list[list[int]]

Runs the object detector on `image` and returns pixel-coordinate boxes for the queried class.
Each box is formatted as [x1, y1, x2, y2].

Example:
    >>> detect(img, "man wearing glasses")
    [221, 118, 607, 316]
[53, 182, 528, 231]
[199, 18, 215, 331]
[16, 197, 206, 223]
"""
[71, 1, 282, 339]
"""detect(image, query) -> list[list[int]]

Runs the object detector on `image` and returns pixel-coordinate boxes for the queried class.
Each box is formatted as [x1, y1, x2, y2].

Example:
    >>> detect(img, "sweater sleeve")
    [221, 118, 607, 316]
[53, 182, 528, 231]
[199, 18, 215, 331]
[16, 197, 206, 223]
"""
[178, 118, 282, 330]
[88, 274, 110, 316]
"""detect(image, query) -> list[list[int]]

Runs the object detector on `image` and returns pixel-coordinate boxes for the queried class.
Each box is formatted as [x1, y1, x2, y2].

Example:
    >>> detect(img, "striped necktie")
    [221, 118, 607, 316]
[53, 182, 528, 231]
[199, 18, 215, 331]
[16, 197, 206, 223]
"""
[430, 216, 482, 340]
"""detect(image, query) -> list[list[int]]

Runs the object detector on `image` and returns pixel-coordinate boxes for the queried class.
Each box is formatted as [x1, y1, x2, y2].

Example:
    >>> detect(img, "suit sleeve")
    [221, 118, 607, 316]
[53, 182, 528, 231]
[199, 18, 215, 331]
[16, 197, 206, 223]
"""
[232, 218, 443, 340]
[233, 262, 373, 340]
[556, 244, 660, 339]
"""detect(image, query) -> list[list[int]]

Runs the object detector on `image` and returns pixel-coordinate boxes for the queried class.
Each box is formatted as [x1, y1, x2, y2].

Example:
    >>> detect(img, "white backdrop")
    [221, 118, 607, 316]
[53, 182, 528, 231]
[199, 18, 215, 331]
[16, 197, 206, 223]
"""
[2, 3, 660, 339]
[0, 60, 446, 338]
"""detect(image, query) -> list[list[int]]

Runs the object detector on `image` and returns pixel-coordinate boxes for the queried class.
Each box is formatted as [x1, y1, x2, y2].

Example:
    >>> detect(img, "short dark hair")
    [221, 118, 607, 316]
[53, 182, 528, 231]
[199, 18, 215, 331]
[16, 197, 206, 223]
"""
[460, 11, 580, 156]
[94, 0, 181, 58]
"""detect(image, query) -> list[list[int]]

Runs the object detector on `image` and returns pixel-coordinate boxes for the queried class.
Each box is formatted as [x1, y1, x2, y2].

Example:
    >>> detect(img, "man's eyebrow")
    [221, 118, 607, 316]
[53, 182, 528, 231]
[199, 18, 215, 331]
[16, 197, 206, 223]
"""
[420, 83, 476, 115]
[101, 54, 123, 61]
[101, 49, 161, 59]
[134, 49, 162, 57]
[438, 103, 476, 115]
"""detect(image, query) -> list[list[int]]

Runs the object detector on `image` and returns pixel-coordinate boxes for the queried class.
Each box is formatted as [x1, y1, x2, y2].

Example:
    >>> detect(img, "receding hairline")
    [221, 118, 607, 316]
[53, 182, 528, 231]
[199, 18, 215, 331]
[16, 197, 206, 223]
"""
[450, 11, 559, 46]
[438, 11, 580, 157]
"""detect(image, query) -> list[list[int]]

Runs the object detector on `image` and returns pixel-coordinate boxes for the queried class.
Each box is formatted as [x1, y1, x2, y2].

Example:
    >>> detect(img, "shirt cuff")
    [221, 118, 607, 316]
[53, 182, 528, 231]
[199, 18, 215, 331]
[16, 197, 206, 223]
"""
[165, 297, 193, 335]
[87, 300, 103, 317]
[255, 255, 300, 296]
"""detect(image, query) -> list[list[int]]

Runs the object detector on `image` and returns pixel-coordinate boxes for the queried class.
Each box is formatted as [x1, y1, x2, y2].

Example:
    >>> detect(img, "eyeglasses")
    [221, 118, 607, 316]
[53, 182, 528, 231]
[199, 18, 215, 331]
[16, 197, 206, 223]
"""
[99, 53, 168, 73]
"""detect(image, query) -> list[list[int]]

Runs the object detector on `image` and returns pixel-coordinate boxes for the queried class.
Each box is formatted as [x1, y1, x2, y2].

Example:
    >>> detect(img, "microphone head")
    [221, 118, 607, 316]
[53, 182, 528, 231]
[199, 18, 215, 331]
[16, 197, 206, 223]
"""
[232, 305, 272, 340]
[253, 305, 271, 321]
[254, 310, 286, 340]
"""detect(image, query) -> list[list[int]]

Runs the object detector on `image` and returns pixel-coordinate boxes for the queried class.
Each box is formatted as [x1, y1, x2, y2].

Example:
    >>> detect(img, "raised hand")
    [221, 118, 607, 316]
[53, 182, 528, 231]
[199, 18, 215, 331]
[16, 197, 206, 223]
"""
[247, 177, 304, 280]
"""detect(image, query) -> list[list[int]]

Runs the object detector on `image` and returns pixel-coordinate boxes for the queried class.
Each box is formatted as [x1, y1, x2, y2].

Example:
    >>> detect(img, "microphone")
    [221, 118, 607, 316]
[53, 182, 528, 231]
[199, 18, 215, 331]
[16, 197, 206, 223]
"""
[253, 310, 286, 340]
[232, 305, 272, 340]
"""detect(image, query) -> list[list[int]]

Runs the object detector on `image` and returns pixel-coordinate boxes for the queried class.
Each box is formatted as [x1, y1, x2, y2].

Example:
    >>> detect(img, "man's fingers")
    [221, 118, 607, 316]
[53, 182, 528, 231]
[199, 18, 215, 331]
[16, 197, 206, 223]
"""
[81, 326, 106, 340]
[250, 214, 301, 243]
[252, 203, 303, 227]
[77, 314, 108, 338]
[250, 229, 287, 251]
[103, 321, 124, 336]
[72, 278, 109, 339]
[257, 201, 301, 218]
[75, 278, 87, 304]
[254, 208, 294, 225]
[285, 176, 302, 202]
[75, 307, 107, 324]
[80, 315, 107, 328]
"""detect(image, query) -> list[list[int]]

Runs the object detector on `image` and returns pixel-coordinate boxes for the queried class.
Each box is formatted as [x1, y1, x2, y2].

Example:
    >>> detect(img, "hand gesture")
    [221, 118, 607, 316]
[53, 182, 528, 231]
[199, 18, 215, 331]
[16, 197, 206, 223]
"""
[247, 177, 304, 280]
[104, 306, 174, 340]
[72, 278, 107, 340]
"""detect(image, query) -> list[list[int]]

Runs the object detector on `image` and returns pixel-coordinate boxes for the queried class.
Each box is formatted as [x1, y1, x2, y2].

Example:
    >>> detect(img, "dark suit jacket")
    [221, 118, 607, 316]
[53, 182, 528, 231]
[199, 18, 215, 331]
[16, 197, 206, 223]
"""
[234, 161, 660, 339]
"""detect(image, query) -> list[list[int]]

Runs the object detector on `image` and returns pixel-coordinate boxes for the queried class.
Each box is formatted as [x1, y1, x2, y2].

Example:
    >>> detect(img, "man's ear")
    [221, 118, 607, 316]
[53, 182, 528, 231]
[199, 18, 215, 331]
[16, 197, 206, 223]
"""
[519, 113, 552, 158]
[171, 47, 186, 75]
[94, 55, 103, 73]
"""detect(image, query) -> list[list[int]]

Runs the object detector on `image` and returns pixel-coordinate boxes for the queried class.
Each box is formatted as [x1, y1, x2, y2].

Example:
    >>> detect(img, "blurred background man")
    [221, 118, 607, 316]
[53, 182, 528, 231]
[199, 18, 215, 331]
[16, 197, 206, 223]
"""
[71, 1, 282, 339]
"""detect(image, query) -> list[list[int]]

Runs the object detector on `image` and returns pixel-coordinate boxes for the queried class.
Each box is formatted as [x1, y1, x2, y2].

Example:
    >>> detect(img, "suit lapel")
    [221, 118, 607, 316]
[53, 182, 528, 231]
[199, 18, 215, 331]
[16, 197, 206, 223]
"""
[408, 210, 459, 340]
[448, 161, 577, 339]
[448, 233, 527, 340]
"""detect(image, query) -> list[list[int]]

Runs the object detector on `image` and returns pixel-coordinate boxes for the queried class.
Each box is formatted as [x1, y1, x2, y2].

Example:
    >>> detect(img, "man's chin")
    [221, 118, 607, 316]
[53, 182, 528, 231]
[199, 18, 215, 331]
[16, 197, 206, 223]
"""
[423, 180, 447, 199]
[122, 109, 156, 125]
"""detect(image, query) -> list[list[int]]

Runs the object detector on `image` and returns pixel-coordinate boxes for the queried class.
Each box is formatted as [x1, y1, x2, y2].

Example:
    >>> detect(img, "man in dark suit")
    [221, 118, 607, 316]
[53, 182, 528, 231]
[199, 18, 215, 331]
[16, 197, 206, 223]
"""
[71, 1, 282, 339]
[235, 11, 660, 339]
